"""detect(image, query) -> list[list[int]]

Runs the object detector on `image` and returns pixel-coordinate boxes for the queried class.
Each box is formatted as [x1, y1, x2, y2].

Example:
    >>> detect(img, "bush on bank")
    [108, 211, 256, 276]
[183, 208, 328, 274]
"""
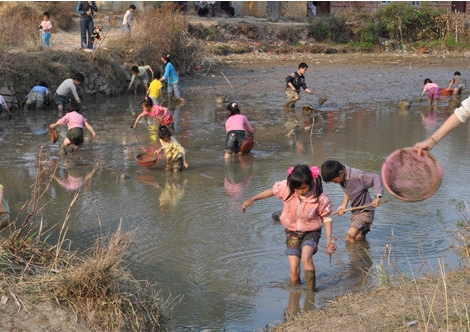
[308, 3, 469, 52]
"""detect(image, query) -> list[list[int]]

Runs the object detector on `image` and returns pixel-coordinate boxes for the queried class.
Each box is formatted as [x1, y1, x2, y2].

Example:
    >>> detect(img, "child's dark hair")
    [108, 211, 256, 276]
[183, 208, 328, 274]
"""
[320, 160, 345, 183]
[129, 4, 136, 10]
[424, 78, 433, 85]
[454, 71, 461, 76]
[155, 70, 162, 80]
[43, 11, 50, 18]
[286, 164, 323, 200]
[39, 81, 48, 88]
[67, 100, 80, 113]
[298, 62, 308, 70]
[227, 102, 240, 117]
[131, 66, 139, 73]
[73, 72, 85, 83]
[140, 97, 154, 108]
[161, 53, 171, 62]
[158, 125, 172, 139]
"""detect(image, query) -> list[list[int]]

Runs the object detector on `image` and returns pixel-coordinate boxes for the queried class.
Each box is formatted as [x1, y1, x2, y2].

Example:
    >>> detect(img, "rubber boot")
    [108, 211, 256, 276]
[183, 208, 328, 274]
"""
[304, 269, 316, 292]
[284, 98, 296, 108]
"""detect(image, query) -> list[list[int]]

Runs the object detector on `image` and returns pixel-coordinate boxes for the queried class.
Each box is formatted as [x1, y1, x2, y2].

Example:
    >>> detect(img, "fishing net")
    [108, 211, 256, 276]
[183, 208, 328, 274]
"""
[381, 147, 442, 202]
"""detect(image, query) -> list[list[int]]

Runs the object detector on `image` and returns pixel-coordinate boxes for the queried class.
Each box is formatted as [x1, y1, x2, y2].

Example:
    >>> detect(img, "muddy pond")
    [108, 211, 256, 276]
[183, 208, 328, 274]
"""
[1, 56, 469, 331]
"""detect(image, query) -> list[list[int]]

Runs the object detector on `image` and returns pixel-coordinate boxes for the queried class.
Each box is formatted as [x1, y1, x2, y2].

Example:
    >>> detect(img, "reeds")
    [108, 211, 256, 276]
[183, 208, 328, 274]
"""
[106, 3, 215, 75]
[0, 149, 179, 331]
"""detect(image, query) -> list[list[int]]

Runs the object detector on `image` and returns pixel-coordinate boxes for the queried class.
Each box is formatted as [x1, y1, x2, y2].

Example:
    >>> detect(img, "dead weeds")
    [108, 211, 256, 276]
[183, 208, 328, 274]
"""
[0, 149, 178, 331]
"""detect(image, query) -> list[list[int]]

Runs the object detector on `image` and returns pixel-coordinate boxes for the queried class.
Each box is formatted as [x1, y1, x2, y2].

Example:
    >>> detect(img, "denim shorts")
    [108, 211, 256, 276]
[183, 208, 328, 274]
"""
[28, 91, 45, 106]
[167, 81, 182, 99]
[284, 229, 321, 258]
[225, 130, 245, 155]
[53, 93, 69, 107]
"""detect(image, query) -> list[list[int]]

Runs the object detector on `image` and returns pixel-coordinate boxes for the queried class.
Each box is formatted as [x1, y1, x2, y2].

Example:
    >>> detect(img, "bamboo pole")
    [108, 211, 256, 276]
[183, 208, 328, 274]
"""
[332, 200, 388, 215]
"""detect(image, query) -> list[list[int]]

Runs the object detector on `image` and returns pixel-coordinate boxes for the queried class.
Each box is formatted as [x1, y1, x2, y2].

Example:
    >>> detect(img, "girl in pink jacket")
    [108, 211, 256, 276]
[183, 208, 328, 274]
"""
[418, 78, 440, 109]
[242, 164, 334, 292]
[224, 102, 254, 159]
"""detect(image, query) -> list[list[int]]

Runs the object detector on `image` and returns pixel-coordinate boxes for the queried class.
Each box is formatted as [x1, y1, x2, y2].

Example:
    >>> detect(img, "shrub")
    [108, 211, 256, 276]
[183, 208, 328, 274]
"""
[375, 2, 444, 43]
[307, 14, 345, 42]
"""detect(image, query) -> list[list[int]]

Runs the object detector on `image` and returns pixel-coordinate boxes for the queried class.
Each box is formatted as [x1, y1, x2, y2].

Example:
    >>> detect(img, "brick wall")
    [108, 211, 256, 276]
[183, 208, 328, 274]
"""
[242, 1, 267, 17]
[282, 1, 308, 22]
[329, 1, 453, 14]
[242, 1, 307, 22]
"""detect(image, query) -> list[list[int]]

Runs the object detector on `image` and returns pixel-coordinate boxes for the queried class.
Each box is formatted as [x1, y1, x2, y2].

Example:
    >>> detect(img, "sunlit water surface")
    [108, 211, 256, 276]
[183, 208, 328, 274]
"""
[1, 59, 469, 331]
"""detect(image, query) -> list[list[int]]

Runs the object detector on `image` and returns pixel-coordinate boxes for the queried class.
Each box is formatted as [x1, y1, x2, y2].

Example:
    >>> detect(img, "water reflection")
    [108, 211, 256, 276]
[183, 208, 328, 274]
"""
[1, 60, 468, 331]
[224, 155, 253, 211]
[54, 162, 99, 192]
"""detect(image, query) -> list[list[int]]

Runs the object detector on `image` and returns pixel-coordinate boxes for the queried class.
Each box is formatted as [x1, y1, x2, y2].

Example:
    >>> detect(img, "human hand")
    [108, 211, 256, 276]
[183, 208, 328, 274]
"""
[326, 237, 337, 254]
[337, 206, 345, 216]
[309, 91, 313, 95]
[326, 243, 337, 254]
[371, 198, 380, 208]
[417, 98, 422, 103]
[183, 161, 189, 169]
[241, 199, 253, 213]
[414, 137, 435, 156]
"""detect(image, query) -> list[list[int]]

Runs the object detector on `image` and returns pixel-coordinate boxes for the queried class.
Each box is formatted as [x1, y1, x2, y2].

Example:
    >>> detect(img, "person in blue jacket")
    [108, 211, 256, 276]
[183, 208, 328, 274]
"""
[159, 53, 184, 106]
[24, 81, 50, 110]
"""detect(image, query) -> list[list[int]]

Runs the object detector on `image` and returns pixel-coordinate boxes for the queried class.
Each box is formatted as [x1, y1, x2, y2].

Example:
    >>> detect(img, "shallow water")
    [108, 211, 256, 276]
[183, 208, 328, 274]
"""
[1, 58, 469, 331]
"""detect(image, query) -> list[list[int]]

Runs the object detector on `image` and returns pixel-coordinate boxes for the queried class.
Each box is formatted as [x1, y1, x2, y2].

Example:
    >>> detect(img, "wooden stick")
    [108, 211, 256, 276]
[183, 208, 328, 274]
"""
[221, 71, 233, 88]
[332, 200, 388, 215]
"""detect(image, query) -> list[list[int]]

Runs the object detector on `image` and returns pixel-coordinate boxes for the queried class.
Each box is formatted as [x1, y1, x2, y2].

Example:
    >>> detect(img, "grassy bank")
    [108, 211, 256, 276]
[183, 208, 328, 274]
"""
[0, 150, 178, 331]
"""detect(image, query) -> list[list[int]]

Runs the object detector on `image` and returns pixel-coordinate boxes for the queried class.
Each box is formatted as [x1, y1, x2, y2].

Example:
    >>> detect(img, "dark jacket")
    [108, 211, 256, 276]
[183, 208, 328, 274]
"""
[76, 1, 98, 17]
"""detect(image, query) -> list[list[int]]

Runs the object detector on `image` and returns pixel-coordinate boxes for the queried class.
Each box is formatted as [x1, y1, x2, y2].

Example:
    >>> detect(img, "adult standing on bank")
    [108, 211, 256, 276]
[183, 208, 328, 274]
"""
[76, 1, 98, 52]
[160, 53, 185, 106]
[284, 63, 313, 108]
[123, 4, 136, 35]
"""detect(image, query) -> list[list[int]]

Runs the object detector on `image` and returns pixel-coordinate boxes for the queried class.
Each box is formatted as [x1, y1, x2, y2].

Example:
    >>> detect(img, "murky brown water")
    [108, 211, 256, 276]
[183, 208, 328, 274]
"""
[1, 57, 469, 331]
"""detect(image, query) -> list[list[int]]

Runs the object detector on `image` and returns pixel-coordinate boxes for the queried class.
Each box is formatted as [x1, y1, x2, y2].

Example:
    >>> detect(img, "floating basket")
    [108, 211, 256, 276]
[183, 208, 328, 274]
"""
[440, 88, 452, 97]
[136, 153, 159, 167]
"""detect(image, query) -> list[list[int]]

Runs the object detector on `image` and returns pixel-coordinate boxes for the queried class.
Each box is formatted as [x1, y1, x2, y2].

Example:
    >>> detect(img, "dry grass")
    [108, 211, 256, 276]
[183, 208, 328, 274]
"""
[271, 268, 470, 332]
[0, 149, 179, 331]
[105, 3, 215, 75]
[0, 2, 76, 48]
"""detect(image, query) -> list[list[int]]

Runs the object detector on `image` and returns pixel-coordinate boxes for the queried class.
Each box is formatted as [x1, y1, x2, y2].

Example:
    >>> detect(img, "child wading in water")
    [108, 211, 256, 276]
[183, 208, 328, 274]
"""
[147, 70, 163, 106]
[49, 100, 97, 155]
[132, 98, 174, 132]
[321, 160, 383, 244]
[418, 78, 440, 109]
[242, 165, 334, 291]
[284, 62, 314, 108]
[154, 125, 188, 172]
[447, 71, 467, 100]
[224, 102, 254, 159]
